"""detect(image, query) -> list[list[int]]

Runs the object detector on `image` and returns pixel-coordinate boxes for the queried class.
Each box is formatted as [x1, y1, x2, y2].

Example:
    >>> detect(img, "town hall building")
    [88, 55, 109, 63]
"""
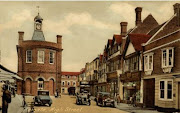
[16, 12, 63, 96]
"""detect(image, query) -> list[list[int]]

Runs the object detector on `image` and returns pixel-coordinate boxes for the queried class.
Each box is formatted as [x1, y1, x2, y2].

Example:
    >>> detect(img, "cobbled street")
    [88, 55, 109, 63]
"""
[34, 95, 128, 113]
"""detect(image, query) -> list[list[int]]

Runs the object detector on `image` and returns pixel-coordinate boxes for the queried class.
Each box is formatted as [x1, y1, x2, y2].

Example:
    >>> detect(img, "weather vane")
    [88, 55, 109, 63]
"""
[37, 6, 40, 14]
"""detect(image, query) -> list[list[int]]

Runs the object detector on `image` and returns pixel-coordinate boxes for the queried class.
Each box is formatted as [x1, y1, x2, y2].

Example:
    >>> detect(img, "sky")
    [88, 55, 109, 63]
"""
[0, 1, 178, 72]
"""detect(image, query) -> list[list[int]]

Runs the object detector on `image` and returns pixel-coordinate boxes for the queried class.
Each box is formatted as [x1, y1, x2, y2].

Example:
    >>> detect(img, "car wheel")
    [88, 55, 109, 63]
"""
[102, 102, 105, 107]
[49, 104, 51, 107]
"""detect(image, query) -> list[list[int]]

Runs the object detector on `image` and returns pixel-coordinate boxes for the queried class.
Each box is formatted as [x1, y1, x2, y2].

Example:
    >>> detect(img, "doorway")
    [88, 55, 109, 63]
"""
[144, 78, 155, 108]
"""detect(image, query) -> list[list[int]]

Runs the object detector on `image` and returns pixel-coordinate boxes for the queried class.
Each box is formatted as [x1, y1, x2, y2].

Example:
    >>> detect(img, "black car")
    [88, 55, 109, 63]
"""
[34, 90, 52, 106]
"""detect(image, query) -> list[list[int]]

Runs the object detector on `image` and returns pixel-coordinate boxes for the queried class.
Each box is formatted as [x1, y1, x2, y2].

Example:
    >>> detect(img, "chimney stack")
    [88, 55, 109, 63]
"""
[120, 22, 128, 37]
[174, 3, 180, 26]
[57, 35, 62, 48]
[135, 7, 142, 26]
[18, 31, 24, 45]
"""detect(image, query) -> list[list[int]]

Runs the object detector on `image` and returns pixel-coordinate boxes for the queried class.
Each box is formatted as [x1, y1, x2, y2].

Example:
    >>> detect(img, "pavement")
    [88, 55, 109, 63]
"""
[91, 96, 162, 113]
[8, 94, 29, 113]
[115, 102, 162, 113]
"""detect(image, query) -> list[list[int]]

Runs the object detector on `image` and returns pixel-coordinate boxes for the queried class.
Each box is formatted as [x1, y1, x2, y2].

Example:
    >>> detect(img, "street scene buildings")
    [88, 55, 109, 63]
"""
[0, 1, 180, 113]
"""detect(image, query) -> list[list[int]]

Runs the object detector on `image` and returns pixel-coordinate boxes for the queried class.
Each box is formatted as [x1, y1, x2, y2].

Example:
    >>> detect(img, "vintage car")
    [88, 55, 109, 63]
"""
[34, 90, 52, 107]
[76, 91, 91, 105]
[96, 92, 115, 107]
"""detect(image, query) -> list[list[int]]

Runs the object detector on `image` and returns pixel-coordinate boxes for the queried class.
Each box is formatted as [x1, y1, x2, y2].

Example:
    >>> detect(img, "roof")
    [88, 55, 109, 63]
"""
[107, 39, 113, 49]
[0, 64, 22, 80]
[149, 14, 180, 42]
[128, 34, 151, 51]
[99, 55, 103, 62]
[0, 64, 16, 75]
[61, 71, 81, 76]
[34, 13, 43, 21]
[132, 14, 159, 34]
[32, 30, 45, 41]
[113, 35, 122, 45]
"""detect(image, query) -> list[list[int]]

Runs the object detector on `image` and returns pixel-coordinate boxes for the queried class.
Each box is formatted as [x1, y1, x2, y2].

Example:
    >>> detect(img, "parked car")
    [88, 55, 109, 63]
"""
[96, 92, 115, 107]
[34, 90, 52, 106]
[76, 91, 91, 105]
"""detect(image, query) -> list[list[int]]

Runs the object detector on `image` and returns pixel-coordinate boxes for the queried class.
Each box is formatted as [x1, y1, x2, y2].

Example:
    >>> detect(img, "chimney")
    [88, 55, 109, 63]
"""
[135, 7, 142, 26]
[57, 35, 62, 48]
[120, 22, 128, 36]
[174, 3, 180, 26]
[18, 31, 24, 45]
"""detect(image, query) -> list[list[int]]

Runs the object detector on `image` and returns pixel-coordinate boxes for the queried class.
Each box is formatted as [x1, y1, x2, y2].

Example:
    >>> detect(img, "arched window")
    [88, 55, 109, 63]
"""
[38, 78, 44, 90]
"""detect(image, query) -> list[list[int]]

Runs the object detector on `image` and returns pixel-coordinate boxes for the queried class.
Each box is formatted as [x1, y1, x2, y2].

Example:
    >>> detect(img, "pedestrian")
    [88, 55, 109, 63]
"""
[116, 94, 121, 105]
[2, 84, 11, 113]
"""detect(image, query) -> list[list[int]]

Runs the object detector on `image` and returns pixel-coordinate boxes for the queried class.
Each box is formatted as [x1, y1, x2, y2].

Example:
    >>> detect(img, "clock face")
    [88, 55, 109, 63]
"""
[36, 24, 41, 30]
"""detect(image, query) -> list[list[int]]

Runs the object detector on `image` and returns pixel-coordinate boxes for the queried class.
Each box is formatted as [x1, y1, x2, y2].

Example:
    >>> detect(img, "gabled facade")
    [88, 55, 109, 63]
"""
[106, 34, 123, 97]
[143, 3, 180, 111]
[119, 7, 158, 105]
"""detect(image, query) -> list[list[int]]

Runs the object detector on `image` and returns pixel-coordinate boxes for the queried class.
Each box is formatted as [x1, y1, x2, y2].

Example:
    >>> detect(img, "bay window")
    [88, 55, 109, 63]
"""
[144, 53, 153, 75]
[162, 47, 174, 68]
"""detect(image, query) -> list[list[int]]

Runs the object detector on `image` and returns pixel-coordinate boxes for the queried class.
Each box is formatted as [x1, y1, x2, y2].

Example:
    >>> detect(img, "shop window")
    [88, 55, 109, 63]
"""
[159, 79, 173, 100]
[26, 50, 32, 63]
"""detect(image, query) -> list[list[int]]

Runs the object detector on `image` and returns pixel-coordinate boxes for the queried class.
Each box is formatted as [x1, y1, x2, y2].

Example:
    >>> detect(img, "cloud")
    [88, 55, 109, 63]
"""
[44, 12, 118, 35]
[0, 9, 32, 32]
[109, 2, 174, 26]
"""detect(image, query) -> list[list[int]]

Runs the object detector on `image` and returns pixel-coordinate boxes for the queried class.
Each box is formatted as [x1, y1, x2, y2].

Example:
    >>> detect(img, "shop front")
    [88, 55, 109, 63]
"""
[120, 71, 142, 105]
[107, 71, 118, 97]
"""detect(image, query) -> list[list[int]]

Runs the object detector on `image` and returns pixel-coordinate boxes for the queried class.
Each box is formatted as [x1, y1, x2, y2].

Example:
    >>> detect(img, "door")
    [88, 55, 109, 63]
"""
[144, 78, 155, 108]
[25, 78, 32, 94]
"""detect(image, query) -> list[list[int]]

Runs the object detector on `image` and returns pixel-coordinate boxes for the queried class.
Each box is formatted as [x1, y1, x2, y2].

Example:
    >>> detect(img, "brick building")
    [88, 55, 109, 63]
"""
[61, 71, 80, 94]
[143, 3, 180, 111]
[16, 13, 63, 96]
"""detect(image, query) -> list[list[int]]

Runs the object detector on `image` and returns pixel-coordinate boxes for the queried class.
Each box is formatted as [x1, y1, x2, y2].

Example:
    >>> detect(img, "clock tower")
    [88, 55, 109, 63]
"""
[32, 12, 45, 41]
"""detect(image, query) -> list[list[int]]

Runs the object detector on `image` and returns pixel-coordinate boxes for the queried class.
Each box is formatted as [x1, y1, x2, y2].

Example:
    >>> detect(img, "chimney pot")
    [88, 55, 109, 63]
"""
[135, 7, 142, 26]
[120, 22, 128, 36]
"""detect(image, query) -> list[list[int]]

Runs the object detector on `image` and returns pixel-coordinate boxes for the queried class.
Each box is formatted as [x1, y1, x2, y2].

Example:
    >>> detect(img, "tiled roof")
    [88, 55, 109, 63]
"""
[113, 35, 122, 45]
[132, 14, 159, 34]
[99, 55, 103, 62]
[129, 34, 151, 51]
[150, 14, 180, 42]
[61, 71, 81, 76]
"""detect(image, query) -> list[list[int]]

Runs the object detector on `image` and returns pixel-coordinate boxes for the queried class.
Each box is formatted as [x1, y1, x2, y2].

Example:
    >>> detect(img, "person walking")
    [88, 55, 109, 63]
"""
[116, 94, 121, 105]
[2, 85, 11, 113]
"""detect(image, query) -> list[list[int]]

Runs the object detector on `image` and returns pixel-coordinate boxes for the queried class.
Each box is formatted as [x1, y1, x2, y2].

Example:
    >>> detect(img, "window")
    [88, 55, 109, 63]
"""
[26, 50, 32, 63]
[37, 50, 44, 64]
[67, 82, 70, 86]
[49, 51, 55, 64]
[62, 75, 65, 78]
[73, 82, 76, 86]
[38, 78, 44, 90]
[62, 88, 64, 93]
[62, 81, 65, 86]
[162, 48, 174, 68]
[68, 76, 70, 79]
[159, 79, 173, 100]
[144, 53, 153, 71]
